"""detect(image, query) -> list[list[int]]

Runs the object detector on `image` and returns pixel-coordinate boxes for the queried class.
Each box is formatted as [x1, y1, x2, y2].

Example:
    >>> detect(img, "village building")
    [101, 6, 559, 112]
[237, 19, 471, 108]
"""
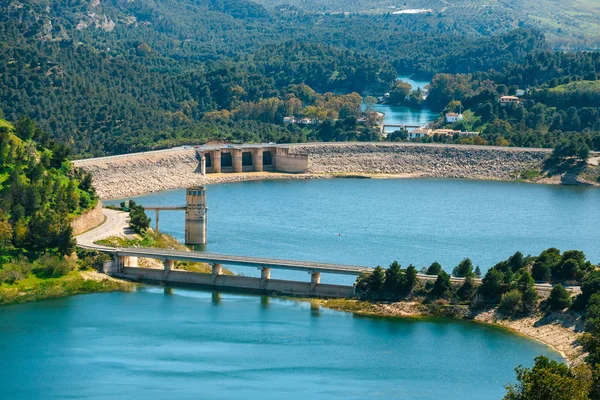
[445, 112, 464, 123]
[500, 95, 520, 105]
[407, 127, 430, 140]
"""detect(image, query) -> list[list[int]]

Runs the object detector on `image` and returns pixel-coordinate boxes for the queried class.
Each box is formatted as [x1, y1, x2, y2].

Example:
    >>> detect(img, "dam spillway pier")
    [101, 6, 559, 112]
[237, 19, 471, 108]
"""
[196, 143, 309, 174]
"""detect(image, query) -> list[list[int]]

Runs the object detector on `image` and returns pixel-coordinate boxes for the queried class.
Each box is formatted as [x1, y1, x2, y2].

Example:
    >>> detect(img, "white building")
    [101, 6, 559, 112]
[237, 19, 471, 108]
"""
[500, 96, 520, 105]
[445, 112, 464, 123]
[408, 128, 431, 140]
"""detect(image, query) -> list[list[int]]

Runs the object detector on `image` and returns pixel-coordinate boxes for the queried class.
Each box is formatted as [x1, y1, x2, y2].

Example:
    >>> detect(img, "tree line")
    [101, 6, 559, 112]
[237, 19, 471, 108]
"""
[0, 116, 98, 286]
[354, 248, 600, 398]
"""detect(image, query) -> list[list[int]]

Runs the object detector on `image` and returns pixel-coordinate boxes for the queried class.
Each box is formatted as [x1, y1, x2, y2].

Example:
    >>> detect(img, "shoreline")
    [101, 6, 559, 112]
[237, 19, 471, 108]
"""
[311, 298, 584, 364]
[99, 170, 598, 201]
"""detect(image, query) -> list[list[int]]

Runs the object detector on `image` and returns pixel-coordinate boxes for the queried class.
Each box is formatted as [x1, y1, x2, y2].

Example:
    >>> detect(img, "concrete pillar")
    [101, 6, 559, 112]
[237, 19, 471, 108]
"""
[232, 149, 243, 173]
[310, 271, 320, 292]
[252, 148, 263, 172]
[260, 267, 271, 289]
[212, 151, 221, 173]
[123, 256, 138, 268]
[163, 259, 174, 279]
[201, 156, 206, 176]
[155, 209, 160, 231]
[212, 263, 222, 284]
[105, 256, 122, 275]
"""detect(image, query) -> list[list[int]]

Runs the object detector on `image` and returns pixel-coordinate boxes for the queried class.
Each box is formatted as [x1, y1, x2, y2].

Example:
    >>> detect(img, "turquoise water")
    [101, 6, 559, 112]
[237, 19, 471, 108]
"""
[377, 76, 437, 131]
[373, 103, 439, 131]
[397, 75, 430, 90]
[107, 179, 600, 284]
[0, 288, 562, 399]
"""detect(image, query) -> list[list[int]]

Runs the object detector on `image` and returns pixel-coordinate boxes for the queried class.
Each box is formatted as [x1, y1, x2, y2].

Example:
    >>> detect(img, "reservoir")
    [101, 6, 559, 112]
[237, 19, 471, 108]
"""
[2, 178, 590, 399]
[377, 75, 438, 133]
[0, 288, 561, 399]
[107, 179, 600, 283]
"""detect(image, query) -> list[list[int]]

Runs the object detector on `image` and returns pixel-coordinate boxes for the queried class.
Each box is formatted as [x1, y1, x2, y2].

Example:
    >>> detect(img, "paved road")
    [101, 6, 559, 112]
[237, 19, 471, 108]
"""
[76, 208, 132, 249]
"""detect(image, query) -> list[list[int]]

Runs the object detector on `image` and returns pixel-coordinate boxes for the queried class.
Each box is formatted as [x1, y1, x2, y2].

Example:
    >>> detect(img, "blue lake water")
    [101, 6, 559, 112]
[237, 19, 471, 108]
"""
[397, 75, 430, 90]
[377, 76, 438, 132]
[107, 178, 600, 284]
[0, 288, 562, 400]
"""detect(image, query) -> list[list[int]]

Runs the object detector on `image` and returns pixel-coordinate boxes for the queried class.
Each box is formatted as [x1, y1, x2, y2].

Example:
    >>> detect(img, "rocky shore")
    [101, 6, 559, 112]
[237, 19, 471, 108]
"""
[297, 142, 548, 178]
[74, 143, 554, 199]
[317, 298, 584, 364]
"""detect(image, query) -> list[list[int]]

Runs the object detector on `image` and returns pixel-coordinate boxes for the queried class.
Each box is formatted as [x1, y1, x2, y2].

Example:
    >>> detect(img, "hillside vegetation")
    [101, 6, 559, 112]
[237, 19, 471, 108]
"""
[0, 0, 550, 156]
[0, 117, 128, 304]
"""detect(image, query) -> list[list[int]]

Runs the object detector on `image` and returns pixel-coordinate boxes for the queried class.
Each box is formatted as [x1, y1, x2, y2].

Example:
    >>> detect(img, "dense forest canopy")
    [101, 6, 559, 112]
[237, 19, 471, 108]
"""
[2, 0, 591, 157]
[419, 51, 600, 152]
[0, 117, 96, 261]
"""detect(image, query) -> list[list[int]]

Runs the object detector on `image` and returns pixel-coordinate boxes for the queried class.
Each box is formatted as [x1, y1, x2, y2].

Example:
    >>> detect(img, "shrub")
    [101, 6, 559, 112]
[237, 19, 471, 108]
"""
[499, 289, 522, 316]
[479, 268, 506, 301]
[547, 284, 572, 311]
[426, 261, 442, 275]
[32, 254, 74, 278]
[452, 258, 474, 278]
[431, 270, 452, 298]
[521, 287, 538, 314]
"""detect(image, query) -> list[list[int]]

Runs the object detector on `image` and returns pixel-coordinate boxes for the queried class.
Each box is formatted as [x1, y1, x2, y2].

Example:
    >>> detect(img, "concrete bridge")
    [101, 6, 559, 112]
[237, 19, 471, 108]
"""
[382, 124, 424, 132]
[77, 208, 578, 298]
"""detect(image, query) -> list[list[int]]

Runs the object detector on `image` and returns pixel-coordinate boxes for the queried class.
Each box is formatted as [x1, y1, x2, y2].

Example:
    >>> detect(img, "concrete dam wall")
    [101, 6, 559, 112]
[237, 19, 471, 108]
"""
[73, 143, 550, 199]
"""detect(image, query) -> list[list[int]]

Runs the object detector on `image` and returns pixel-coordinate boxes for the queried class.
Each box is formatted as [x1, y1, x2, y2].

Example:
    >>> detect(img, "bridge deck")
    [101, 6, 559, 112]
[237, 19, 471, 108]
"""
[114, 247, 371, 276]
[143, 206, 186, 210]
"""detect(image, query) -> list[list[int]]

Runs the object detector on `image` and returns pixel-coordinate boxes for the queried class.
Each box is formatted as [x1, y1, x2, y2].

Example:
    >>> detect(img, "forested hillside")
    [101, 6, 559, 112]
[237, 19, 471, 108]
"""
[1, 0, 554, 156]
[255, 0, 600, 48]
[0, 116, 130, 304]
[420, 52, 600, 155]
[0, 117, 96, 258]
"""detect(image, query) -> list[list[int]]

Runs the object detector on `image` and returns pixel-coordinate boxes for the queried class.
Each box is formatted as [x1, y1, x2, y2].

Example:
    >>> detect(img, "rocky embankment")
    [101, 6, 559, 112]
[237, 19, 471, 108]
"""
[319, 298, 584, 364]
[74, 143, 551, 199]
[296, 143, 548, 179]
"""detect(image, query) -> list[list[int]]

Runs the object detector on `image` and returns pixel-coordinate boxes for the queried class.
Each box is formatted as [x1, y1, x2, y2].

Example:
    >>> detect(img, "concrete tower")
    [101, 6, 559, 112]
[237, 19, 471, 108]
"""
[185, 186, 207, 245]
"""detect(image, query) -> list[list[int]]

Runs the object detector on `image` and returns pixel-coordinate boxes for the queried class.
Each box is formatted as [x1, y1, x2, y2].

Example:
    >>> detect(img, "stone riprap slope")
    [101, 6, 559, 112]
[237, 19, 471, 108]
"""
[74, 143, 550, 199]
[73, 148, 202, 199]
[296, 143, 548, 178]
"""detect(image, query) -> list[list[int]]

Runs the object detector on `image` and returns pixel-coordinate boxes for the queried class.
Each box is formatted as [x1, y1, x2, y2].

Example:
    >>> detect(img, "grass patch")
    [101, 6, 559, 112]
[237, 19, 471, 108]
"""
[0, 270, 133, 306]
[519, 169, 541, 181]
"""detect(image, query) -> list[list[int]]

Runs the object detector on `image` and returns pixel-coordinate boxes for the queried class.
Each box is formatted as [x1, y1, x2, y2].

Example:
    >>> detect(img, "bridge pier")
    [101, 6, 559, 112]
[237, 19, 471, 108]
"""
[155, 209, 160, 231]
[212, 263, 222, 284]
[310, 271, 320, 292]
[122, 255, 138, 268]
[163, 259, 174, 279]
[260, 267, 271, 289]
